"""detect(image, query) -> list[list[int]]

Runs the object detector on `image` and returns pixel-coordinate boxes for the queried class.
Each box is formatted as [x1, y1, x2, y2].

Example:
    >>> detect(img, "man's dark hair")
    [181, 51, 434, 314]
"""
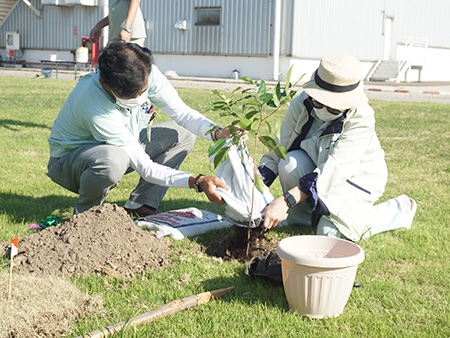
[98, 41, 153, 98]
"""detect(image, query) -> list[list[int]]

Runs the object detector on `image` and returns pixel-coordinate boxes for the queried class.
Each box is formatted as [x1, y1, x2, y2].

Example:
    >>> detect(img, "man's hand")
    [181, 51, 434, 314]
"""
[190, 175, 230, 205]
[89, 25, 102, 43]
[118, 30, 132, 43]
[215, 125, 249, 143]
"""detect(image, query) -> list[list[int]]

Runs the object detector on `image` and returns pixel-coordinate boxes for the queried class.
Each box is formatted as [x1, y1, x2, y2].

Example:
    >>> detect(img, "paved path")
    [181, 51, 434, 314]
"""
[168, 76, 450, 104]
[1, 66, 450, 104]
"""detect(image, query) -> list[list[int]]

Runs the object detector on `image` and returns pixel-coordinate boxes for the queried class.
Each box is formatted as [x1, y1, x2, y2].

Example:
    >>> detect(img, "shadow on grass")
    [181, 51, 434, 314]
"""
[200, 267, 290, 313]
[0, 119, 51, 131]
[0, 193, 223, 226]
[0, 192, 76, 224]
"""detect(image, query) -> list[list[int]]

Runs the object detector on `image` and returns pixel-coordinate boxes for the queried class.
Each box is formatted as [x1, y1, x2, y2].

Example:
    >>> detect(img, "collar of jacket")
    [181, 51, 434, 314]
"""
[288, 97, 347, 152]
[319, 112, 347, 137]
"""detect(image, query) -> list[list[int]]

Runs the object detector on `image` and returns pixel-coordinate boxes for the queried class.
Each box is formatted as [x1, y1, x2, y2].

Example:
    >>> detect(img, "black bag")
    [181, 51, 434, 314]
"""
[245, 251, 282, 283]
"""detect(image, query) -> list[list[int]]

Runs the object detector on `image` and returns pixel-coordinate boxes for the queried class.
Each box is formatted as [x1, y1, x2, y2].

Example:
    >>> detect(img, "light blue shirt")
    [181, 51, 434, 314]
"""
[49, 65, 215, 188]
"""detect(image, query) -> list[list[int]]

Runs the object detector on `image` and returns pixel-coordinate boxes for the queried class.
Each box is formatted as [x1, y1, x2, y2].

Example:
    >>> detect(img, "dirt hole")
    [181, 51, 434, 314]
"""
[203, 226, 277, 262]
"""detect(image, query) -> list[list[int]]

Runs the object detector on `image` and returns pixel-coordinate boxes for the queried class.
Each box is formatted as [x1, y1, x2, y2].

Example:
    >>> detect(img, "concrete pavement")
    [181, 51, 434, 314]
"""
[1, 66, 450, 104]
[167, 75, 450, 104]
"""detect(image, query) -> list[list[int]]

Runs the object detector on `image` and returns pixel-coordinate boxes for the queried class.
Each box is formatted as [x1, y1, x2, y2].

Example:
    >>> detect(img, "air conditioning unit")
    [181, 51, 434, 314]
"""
[6, 32, 20, 50]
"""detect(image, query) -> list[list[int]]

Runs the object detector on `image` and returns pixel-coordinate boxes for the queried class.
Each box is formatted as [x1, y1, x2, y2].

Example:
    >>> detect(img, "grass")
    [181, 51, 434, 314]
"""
[0, 76, 449, 337]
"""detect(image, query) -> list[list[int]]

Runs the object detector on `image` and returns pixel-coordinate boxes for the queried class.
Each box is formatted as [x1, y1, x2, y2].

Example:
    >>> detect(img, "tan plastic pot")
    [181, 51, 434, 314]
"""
[276, 235, 364, 318]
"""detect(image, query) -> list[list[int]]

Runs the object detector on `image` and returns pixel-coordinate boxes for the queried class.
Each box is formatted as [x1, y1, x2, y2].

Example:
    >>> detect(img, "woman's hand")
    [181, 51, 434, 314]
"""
[261, 196, 289, 230]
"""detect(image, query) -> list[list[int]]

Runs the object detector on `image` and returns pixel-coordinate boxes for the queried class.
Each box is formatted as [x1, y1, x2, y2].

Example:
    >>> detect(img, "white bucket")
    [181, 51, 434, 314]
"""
[76, 47, 89, 63]
[49, 54, 57, 62]
[277, 235, 364, 318]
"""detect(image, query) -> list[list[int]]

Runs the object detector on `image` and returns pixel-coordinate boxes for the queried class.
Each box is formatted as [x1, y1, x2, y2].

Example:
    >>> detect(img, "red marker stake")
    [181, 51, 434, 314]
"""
[8, 237, 18, 301]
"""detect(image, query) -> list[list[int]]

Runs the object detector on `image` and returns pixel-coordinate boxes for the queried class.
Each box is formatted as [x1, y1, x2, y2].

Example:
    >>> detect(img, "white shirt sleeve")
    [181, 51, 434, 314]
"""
[121, 142, 192, 189]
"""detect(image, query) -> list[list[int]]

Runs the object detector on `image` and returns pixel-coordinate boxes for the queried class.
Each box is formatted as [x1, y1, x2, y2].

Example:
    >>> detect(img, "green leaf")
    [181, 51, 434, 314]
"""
[273, 82, 281, 107]
[242, 100, 258, 106]
[259, 135, 277, 150]
[267, 100, 276, 108]
[249, 119, 260, 132]
[230, 125, 239, 134]
[260, 93, 273, 104]
[204, 128, 215, 136]
[232, 119, 241, 125]
[274, 145, 287, 160]
[208, 138, 227, 157]
[212, 89, 221, 96]
[285, 65, 293, 91]
[219, 112, 238, 118]
[257, 80, 267, 95]
[264, 120, 272, 134]
[211, 102, 227, 109]
[254, 174, 265, 193]
[245, 110, 259, 120]
[231, 86, 243, 94]
[232, 134, 242, 145]
[239, 118, 252, 130]
[212, 100, 227, 106]
[213, 147, 229, 169]
[240, 76, 255, 85]
[276, 117, 283, 141]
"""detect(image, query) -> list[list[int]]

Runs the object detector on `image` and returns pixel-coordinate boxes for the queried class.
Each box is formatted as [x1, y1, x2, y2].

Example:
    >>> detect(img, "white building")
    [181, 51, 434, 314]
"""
[1, 0, 450, 82]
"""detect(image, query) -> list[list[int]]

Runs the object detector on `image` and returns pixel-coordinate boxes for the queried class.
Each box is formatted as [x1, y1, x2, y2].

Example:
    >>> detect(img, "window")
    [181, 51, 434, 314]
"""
[195, 7, 221, 26]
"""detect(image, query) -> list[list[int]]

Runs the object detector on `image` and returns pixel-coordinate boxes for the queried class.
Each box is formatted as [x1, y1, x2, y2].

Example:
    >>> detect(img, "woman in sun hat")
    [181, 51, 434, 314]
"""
[258, 53, 416, 241]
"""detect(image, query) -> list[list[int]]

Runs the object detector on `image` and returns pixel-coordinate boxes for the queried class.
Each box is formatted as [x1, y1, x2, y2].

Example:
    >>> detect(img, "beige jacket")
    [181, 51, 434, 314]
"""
[260, 91, 388, 240]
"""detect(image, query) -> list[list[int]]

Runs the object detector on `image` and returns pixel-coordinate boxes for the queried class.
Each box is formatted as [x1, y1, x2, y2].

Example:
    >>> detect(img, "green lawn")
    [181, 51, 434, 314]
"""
[0, 77, 449, 337]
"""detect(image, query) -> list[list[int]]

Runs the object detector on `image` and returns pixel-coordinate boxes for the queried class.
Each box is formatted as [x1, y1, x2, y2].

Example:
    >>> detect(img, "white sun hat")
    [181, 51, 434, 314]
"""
[303, 53, 368, 110]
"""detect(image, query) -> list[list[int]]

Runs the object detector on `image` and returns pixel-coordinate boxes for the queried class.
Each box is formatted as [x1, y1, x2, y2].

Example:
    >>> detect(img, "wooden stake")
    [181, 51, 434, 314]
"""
[78, 286, 235, 338]
[8, 254, 13, 301]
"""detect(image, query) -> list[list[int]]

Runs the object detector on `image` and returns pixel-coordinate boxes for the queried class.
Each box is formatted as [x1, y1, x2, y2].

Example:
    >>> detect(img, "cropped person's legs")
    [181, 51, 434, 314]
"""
[316, 216, 344, 238]
[47, 144, 130, 213]
[127, 121, 196, 209]
[278, 150, 316, 226]
[362, 195, 417, 239]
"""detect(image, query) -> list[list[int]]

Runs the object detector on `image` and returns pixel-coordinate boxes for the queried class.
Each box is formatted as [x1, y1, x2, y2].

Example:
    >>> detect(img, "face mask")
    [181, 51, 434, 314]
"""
[314, 107, 343, 122]
[112, 89, 148, 109]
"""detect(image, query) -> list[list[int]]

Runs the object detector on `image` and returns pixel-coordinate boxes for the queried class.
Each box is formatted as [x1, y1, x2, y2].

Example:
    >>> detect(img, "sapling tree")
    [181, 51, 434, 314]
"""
[207, 67, 305, 256]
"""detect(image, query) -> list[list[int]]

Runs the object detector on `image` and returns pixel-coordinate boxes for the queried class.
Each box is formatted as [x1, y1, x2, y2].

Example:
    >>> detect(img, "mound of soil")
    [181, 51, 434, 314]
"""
[1, 203, 173, 278]
[204, 226, 277, 262]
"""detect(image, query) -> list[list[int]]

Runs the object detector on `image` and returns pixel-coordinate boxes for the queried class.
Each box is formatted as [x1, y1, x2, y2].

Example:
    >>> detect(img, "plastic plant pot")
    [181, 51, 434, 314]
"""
[276, 235, 364, 318]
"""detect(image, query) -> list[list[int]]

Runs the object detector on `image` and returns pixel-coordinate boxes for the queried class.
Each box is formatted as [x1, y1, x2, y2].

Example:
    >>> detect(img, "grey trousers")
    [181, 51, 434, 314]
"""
[47, 121, 195, 213]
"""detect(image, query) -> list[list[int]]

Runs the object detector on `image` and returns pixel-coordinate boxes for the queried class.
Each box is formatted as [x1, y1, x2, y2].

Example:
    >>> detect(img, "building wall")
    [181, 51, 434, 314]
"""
[143, 0, 273, 56]
[290, 0, 385, 61]
[289, 0, 450, 61]
[0, 0, 100, 50]
[386, 0, 450, 50]
[1, 0, 449, 81]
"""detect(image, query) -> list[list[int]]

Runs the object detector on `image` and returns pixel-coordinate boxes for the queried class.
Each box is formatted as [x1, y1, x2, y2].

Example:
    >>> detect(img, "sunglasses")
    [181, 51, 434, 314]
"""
[310, 98, 345, 115]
